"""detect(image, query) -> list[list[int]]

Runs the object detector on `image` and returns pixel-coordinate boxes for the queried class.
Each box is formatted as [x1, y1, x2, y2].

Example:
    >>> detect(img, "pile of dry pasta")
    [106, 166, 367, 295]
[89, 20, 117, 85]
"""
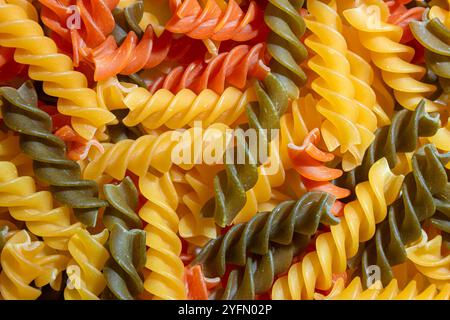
[0, 0, 448, 300]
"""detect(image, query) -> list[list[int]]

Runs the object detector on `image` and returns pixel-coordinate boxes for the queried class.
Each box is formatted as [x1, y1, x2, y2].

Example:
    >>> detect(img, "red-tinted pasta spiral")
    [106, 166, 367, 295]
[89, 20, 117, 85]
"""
[288, 129, 350, 217]
[91, 26, 172, 81]
[166, 0, 264, 42]
[149, 43, 270, 94]
[386, 0, 426, 62]
[39, 0, 118, 62]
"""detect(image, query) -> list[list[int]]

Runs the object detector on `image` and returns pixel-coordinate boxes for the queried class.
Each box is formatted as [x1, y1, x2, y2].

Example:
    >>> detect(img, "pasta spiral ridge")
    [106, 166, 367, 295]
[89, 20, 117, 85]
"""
[200, 74, 289, 227]
[121, 85, 257, 130]
[0, 161, 83, 251]
[0, 230, 68, 300]
[64, 229, 110, 300]
[359, 144, 450, 286]
[0, 81, 108, 227]
[336, 101, 440, 193]
[410, 7, 450, 152]
[264, 0, 307, 98]
[272, 157, 405, 299]
[150, 43, 269, 94]
[343, 0, 440, 112]
[406, 233, 450, 281]
[193, 191, 338, 278]
[83, 122, 230, 181]
[288, 128, 351, 216]
[102, 177, 146, 300]
[0, 1, 115, 139]
[305, 0, 377, 171]
[201, 192, 339, 300]
[319, 277, 450, 300]
[138, 173, 186, 300]
[165, 0, 263, 42]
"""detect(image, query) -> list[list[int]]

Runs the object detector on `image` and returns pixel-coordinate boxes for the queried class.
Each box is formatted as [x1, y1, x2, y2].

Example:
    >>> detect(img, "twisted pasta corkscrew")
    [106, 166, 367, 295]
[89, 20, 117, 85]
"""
[102, 177, 146, 300]
[407, 233, 450, 282]
[319, 277, 450, 300]
[272, 157, 404, 299]
[194, 192, 338, 278]
[359, 144, 449, 286]
[200, 74, 289, 227]
[336, 101, 440, 193]
[83, 122, 230, 181]
[0, 161, 83, 251]
[121, 86, 256, 130]
[410, 6, 450, 153]
[305, 0, 378, 171]
[151, 43, 269, 95]
[0, 81, 108, 227]
[138, 172, 186, 300]
[0, 0, 115, 139]
[166, 0, 263, 42]
[64, 229, 110, 300]
[264, 0, 307, 98]
[343, 0, 440, 112]
[288, 128, 351, 216]
[0, 230, 68, 300]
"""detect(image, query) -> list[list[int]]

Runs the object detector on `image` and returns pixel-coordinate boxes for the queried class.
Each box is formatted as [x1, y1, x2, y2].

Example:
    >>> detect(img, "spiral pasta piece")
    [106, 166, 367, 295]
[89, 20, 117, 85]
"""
[102, 177, 146, 300]
[138, 172, 186, 300]
[0, 82, 108, 227]
[288, 128, 351, 216]
[64, 229, 109, 300]
[358, 144, 449, 285]
[318, 277, 450, 300]
[305, 0, 379, 171]
[272, 157, 404, 299]
[165, 0, 263, 42]
[200, 74, 289, 227]
[343, 0, 440, 112]
[336, 101, 440, 192]
[120, 85, 256, 130]
[0, 230, 68, 300]
[407, 233, 450, 282]
[194, 191, 338, 277]
[264, 0, 307, 98]
[0, 1, 115, 139]
[410, 6, 450, 153]
[83, 122, 231, 181]
[151, 43, 269, 95]
[0, 161, 84, 251]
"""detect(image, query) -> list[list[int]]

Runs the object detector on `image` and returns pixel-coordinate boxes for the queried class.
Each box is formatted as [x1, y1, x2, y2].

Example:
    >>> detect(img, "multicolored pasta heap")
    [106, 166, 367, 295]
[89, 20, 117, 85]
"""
[0, 0, 448, 300]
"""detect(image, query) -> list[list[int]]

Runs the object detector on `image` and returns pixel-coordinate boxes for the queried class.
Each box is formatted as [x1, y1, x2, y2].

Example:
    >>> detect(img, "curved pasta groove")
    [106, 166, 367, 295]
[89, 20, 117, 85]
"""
[193, 192, 339, 299]
[410, 5, 450, 155]
[0, 1, 115, 139]
[121, 85, 256, 130]
[83, 122, 231, 181]
[64, 229, 110, 300]
[150, 43, 269, 95]
[0, 81, 108, 227]
[138, 172, 186, 300]
[305, 0, 377, 171]
[358, 144, 449, 285]
[272, 158, 404, 300]
[343, 0, 440, 112]
[102, 177, 146, 300]
[318, 277, 450, 300]
[264, 0, 307, 98]
[0, 230, 68, 300]
[165, 0, 263, 42]
[0, 161, 84, 251]
[200, 74, 289, 227]
[407, 234, 450, 282]
[336, 101, 440, 192]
